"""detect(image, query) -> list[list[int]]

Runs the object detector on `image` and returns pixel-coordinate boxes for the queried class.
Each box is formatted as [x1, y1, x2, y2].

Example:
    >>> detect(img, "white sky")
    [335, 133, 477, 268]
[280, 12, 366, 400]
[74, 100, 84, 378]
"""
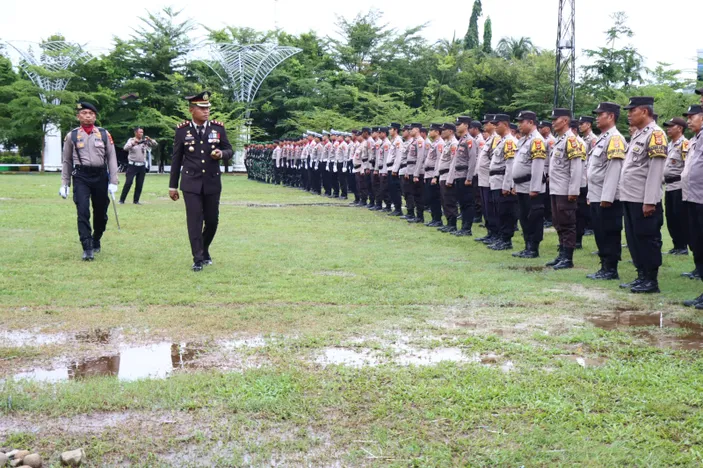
[2, 0, 701, 80]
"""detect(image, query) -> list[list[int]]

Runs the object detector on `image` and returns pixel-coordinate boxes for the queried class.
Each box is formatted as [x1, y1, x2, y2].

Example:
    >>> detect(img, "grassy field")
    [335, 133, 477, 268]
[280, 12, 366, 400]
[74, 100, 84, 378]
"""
[1, 173, 702, 467]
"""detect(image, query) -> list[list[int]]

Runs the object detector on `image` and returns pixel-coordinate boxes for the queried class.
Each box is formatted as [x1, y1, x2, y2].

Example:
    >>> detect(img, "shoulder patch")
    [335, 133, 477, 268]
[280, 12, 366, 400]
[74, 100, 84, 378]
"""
[210, 120, 225, 127]
[647, 130, 667, 158]
[107, 131, 114, 145]
[491, 137, 500, 149]
[682, 139, 689, 160]
[467, 139, 473, 148]
[177, 121, 190, 129]
[504, 140, 516, 159]
[530, 139, 546, 159]
[607, 135, 626, 160]
[566, 136, 581, 160]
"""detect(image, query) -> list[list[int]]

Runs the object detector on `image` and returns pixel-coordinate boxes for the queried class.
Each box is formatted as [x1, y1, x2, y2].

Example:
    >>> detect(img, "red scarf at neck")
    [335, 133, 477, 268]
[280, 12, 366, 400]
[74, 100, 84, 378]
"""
[81, 124, 95, 134]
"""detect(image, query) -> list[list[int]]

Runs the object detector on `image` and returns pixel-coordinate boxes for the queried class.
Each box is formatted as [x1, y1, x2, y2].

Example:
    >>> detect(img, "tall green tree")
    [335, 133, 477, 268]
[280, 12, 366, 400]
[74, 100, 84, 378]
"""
[463, 0, 482, 50]
[482, 17, 492, 54]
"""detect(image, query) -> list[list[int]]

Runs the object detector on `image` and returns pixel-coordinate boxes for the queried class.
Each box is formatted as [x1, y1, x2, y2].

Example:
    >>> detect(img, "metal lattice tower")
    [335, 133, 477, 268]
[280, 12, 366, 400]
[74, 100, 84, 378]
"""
[207, 43, 301, 107]
[553, 0, 576, 112]
[6, 41, 93, 103]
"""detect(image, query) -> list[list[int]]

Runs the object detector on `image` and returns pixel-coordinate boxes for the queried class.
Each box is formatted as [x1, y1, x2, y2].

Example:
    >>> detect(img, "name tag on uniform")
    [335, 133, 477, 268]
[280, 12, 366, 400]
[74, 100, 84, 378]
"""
[95, 140, 104, 147]
[632, 146, 642, 154]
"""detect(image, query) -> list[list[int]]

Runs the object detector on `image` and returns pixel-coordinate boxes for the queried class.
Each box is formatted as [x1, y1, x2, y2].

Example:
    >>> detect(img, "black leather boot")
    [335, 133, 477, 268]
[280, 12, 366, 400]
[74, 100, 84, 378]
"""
[631, 268, 660, 294]
[553, 247, 574, 270]
[620, 270, 645, 289]
[546, 245, 563, 267]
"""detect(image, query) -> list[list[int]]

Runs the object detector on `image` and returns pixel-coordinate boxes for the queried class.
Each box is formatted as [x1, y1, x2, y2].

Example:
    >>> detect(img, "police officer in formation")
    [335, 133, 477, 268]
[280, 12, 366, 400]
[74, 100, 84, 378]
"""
[119, 127, 157, 205]
[244, 94, 703, 304]
[59, 102, 119, 261]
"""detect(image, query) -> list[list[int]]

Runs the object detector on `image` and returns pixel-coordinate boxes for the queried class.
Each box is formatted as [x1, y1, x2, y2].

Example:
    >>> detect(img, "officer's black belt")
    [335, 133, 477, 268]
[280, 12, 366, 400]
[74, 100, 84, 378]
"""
[665, 175, 682, 183]
[490, 169, 506, 176]
[354, 164, 362, 169]
[455, 165, 468, 171]
[399, 163, 407, 169]
[128, 161, 146, 166]
[514, 174, 531, 184]
[74, 165, 106, 174]
[439, 169, 449, 175]
[424, 167, 434, 172]
[369, 159, 375, 165]
[362, 158, 368, 162]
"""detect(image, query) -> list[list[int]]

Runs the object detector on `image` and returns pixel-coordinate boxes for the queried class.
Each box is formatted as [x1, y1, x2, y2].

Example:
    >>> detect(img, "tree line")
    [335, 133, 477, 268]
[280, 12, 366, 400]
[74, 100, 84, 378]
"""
[0, 3, 699, 165]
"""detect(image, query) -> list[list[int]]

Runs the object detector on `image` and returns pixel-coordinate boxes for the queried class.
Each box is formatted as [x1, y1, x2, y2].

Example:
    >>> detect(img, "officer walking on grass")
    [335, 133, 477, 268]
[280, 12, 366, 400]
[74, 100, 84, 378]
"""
[119, 127, 157, 205]
[169, 91, 233, 272]
[59, 102, 118, 261]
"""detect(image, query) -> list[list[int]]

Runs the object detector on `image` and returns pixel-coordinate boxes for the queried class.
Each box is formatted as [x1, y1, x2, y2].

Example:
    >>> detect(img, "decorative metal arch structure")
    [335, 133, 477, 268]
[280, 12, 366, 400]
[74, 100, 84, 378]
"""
[4, 40, 93, 170]
[205, 43, 302, 171]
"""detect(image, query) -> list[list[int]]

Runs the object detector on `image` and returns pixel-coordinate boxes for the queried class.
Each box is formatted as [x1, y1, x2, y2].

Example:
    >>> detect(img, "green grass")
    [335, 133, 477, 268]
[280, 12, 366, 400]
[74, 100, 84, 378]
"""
[1, 173, 702, 466]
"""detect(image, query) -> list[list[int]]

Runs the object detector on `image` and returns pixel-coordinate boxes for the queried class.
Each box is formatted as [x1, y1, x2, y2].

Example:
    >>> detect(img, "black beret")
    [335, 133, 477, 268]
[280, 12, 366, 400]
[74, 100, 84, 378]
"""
[482, 114, 497, 124]
[185, 91, 211, 108]
[537, 120, 552, 129]
[389, 122, 401, 130]
[403, 125, 411, 131]
[351, 130, 360, 135]
[579, 116, 595, 124]
[509, 123, 518, 130]
[684, 105, 703, 116]
[664, 117, 687, 128]
[491, 114, 511, 124]
[516, 111, 537, 121]
[455, 116, 472, 124]
[570, 119, 580, 128]
[623, 96, 654, 110]
[420, 127, 428, 133]
[76, 102, 98, 114]
[361, 127, 372, 133]
[470, 121, 483, 129]
[442, 123, 456, 132]
[593, 102, 621, 115]
[550, 108, 572, 119]
[429, 123, 443, 130]
[378, 126, 389, 133]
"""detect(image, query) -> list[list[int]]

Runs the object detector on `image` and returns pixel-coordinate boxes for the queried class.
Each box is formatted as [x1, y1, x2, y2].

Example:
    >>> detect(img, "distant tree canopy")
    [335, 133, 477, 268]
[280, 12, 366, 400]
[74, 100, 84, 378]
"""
[0, 9, 698, 163]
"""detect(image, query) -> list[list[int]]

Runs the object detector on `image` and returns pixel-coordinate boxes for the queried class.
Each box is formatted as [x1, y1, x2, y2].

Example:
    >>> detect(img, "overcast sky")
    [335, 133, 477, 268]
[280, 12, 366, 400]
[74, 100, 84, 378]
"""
[2, 0, 701, 81]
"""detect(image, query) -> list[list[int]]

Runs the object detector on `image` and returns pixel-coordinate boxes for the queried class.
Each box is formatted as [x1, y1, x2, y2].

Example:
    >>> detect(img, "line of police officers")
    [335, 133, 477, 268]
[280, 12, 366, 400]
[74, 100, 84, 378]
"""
[245, 91, 703, 307]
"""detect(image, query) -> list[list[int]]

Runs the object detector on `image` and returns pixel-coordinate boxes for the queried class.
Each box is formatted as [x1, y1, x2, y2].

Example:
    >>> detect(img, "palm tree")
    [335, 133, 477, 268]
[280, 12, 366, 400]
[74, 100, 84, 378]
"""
[496, 37, 538, 60]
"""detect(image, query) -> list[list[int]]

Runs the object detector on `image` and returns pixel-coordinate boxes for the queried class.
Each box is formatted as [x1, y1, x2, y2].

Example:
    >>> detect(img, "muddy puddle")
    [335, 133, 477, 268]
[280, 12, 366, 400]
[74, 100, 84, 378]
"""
[11, 342, 204, 383]
[587, 311, 703, 350]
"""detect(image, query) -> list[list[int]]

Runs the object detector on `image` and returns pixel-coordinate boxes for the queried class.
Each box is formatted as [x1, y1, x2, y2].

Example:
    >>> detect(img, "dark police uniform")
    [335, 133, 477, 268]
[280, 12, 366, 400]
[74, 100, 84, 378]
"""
[60, 102, 118, 260]
[169, 92, 233, 271]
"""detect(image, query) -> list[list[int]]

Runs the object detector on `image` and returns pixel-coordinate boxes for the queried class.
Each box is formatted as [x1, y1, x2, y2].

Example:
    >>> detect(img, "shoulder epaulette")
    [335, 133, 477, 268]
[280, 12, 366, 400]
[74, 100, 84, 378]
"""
[177, 121, 190, 129]
[210, 120, 225, 127]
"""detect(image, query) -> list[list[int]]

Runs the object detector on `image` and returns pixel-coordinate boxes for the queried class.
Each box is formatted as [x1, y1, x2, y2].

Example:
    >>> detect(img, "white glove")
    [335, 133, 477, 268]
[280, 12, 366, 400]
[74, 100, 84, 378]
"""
[342, 165, 346, 173]
[333, 164, 338, 173]
[59, 185, 69, 199]
[108, 184, 118, 195]
[314, 163, 319, 170]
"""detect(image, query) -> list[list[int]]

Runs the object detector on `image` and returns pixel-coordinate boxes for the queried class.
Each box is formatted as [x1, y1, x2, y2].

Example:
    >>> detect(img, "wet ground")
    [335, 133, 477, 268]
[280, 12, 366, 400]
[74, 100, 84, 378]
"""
[2, 308, 702, 383]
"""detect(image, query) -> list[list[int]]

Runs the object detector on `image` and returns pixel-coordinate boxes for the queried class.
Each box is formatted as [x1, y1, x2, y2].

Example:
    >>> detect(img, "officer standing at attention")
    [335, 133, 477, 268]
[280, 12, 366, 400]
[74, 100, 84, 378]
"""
[119, 127, 157, 205]
[585, 102, 626, 280]
[169, 91, 233, 272]
[475, 115, 499, 244]
[59, 102, 119, 261]
[662, 117, 689, 255]
[538, 121, 556, 229]
[618, 97, 667, 293]
[512, 111, 547, 258]
[489, 114, 519, 250]
[544, 109, 584, 270]
[450, 116, 477, 236]
[681, 104, 703, 308]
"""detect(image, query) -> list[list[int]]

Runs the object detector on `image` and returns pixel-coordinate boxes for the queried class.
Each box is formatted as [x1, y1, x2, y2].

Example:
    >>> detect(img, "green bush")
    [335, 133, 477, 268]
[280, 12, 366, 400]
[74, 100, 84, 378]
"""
[0, 154, 30, 164]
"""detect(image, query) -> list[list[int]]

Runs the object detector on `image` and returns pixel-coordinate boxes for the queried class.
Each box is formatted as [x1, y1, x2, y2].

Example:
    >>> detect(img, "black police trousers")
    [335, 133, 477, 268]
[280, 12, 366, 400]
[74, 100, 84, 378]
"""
[183, 190, 220, 264]
[379, 173, 390, 208]
[686, 201, 703, 279]
[481, 186, 497, 235]
[337, 163, 348, 197]
[120, 164, 146, 203]
[590, 201, 623, 267]
[440, 180, 458, 226]
[424, 178, 442, 221]
[623, 201, 663, 272]
[551, 195, 577, 249]
[517, 192, 544, 246]
[665, 189, 688, 251]
[576, 186, 590, 243]
[456, 178, 474, 230]
[494, 189, 517, 241]
[72, 168, 110, 250]
[388, 172, 402, 211]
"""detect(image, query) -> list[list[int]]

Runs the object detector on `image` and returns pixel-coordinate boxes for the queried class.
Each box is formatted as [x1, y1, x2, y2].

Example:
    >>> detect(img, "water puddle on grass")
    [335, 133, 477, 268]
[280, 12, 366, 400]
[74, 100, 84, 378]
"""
[587, 311, 703, 350]
[557, 355, 608, 368]
[315, 348, 379, 367]
[12, 342, 203, 383]
[0, 330, 68, 347]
